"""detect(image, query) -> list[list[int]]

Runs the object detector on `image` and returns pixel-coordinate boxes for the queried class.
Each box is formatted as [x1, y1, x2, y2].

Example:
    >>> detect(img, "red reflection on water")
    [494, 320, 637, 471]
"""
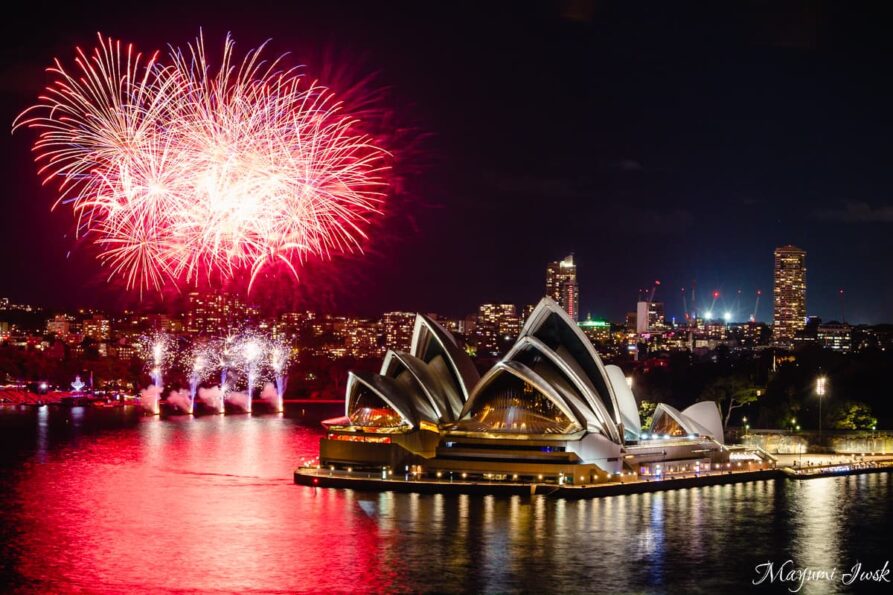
[12, 407, 893, 592]
[12, 411, 399, 592]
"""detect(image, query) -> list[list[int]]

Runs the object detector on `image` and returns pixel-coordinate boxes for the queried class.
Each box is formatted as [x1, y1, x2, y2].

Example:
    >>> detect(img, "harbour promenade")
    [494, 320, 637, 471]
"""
[295, 456, 893, 497]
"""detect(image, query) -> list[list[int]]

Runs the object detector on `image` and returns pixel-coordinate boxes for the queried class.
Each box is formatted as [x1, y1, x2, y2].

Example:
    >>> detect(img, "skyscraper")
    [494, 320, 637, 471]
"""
[546, 254, 579, 321]
[773, 245, 807, 345]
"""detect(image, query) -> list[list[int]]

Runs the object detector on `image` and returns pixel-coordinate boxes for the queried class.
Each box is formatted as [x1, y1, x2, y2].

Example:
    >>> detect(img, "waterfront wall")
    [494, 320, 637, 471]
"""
[742, 434, 807, 454]
[830, 434, 893, 454]
[740, 431, 893, 455]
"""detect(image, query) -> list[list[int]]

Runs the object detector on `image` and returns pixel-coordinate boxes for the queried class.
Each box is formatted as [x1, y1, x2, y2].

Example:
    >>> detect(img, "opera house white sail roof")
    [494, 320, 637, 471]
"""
[336, 296, 726, 451]
[339, 298, 657, 446]
[342, 314, 479, 429]
[648, 401, 725, 444]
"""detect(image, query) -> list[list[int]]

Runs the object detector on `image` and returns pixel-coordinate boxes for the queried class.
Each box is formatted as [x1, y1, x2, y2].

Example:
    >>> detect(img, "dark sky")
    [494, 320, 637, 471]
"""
[2, 1, 893, 323]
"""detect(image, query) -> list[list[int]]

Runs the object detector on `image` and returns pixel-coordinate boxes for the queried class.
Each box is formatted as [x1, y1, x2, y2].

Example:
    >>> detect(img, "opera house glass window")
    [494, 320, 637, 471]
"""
[462, 374, 578, 434]
[650, 410, 686, 437]
[349, 385, 405, 427]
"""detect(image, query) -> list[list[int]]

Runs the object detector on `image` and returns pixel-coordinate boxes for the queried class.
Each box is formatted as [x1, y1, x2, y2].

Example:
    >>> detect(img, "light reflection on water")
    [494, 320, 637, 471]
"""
[0, 405, 891, 593]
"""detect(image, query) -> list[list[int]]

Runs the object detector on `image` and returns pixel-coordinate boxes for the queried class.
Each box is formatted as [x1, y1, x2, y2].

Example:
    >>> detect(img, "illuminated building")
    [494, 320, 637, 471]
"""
[853, 325, 893, 352]
[635, 301, 666, 334]
[310, 315, 336, 339]
[113, 312, 147, 342]
[433, 316, 467, 336]
[462, 314, 477, 335]
[738, 321, 771, 347]
[382, 312, 416, 352]
[161, 316, 184, 335]
[474, 304, 520, 356]
[494, 304, 521, 341]
[319, 298, 729, 484]
[545, 254, 579, 321]
[185, 291, 252, 335]
[773, 245, 807, 345]
[46, 315, 73, 339]
[578, 315, 611, 344]
[704, 321, 729, 341]
[277, 311, 315, 345]
[817, 322, 852, 352]
[109, 339, 139, 360]
[653, 331, 690, 352]
[303, 314, 344, 358]
[81, 314, 110, 341]
[472, 307, 499, 356]
[340, 318, 382, 359]
[0, 298, 39, 313]
[793, 315, 820, 347]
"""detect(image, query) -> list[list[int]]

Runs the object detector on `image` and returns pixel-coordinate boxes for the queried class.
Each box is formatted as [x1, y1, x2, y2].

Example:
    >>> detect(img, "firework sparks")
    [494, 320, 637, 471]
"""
[165, 330, 290, 413]
[139, 332, 175, 389]
[14, 32, 390, 294]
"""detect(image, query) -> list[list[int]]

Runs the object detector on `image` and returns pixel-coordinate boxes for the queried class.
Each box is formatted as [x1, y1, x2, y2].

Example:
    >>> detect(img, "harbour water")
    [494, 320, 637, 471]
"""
[1, 404, 890, 593]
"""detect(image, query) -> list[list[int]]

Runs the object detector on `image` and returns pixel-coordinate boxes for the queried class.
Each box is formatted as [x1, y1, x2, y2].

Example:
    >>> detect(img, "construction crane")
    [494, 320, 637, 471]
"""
[705, 290, 720, 319]
[647, 280, 661, 303]
[691, 280, 697, 320]
[839, 289, 846, 323]
[750, 290, 762, 322]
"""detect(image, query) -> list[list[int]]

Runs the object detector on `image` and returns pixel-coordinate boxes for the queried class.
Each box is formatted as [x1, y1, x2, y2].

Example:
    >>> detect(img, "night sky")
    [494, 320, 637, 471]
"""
[2, 1, 892, 322]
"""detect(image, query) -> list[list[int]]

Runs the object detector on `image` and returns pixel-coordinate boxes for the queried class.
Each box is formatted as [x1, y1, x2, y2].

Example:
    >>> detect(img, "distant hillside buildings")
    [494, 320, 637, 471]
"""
[0, 244, 888, 392]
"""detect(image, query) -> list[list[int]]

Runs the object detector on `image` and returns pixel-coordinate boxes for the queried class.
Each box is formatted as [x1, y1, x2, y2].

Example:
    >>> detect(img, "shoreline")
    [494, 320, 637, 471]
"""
[294, 460, 893, 498]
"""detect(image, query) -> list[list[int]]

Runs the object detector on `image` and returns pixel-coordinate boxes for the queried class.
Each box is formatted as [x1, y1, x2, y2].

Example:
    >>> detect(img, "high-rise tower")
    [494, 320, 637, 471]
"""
[546, 254, 579, 321]
[773, 245, 807, 345]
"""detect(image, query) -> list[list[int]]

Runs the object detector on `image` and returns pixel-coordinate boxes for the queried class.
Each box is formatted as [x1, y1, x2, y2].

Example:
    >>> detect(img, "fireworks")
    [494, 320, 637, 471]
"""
[13, 33, 390, 293]
[269, 343, 289, 374]
[150, 330, 292, 414]
[140, 332, 176, 388]
[186, 332, 287, 385]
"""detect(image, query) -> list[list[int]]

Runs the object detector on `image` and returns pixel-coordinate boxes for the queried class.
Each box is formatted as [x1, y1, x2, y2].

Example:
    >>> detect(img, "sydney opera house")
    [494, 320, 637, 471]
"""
[319, 298, 730, 484]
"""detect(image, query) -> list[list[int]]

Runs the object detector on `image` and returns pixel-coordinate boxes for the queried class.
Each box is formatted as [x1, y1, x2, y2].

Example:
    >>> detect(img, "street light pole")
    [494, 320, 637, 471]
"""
[816, 375, 827, 442]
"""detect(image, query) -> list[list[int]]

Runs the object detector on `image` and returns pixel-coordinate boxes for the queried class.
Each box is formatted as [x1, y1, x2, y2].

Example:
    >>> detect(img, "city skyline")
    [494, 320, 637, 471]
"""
[2, 238, 886, 383]
[0, 244, 879, 328]
[2, 3, 893, 323]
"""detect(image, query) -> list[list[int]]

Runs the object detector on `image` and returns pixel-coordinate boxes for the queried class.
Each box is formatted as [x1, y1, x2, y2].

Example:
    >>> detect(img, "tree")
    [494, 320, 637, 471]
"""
[700, 375, 762, 428]
[638, 400, 657, 429]
[830, 401, 877, 430]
